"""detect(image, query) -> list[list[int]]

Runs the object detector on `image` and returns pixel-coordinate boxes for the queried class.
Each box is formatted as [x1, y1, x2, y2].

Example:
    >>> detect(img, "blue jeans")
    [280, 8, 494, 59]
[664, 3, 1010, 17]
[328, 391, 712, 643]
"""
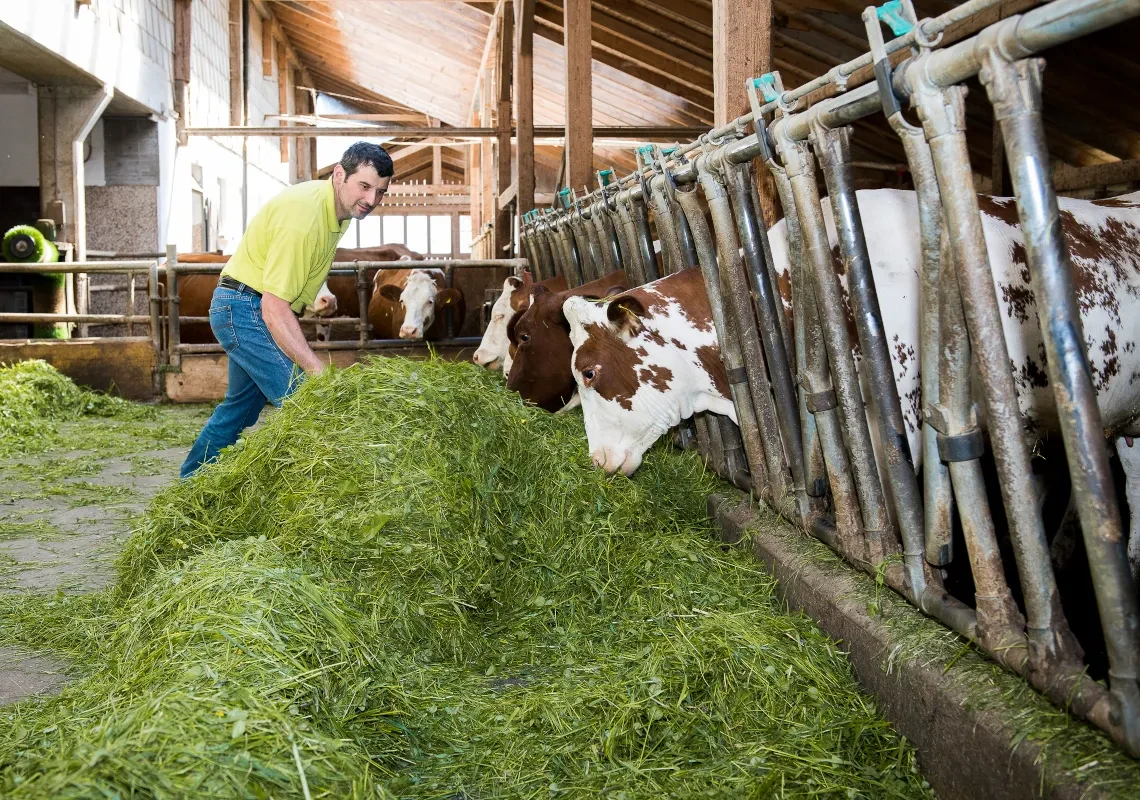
[180, 287, 301, 478]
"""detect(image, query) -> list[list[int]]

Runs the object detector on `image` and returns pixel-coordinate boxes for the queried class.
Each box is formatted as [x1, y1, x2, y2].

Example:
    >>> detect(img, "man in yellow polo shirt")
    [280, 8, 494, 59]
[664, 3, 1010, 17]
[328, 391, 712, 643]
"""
[181, 141, 393, 477]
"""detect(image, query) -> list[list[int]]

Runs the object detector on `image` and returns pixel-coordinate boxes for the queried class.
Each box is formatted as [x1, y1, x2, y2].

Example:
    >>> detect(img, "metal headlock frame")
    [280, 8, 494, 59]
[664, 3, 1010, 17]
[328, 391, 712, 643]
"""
[521, 0, 1140, 756]
[2, 256, 527, 388]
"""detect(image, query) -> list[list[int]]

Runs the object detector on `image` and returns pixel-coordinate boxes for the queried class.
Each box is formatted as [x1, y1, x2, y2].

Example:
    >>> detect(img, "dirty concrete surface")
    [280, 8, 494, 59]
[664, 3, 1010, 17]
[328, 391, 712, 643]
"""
[0, 406, 214, 706]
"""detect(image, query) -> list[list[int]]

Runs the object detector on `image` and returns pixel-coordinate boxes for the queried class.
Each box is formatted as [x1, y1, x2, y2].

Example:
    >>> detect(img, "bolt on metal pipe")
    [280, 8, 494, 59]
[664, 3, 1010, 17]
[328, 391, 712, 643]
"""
[981, 52, 1140, 755]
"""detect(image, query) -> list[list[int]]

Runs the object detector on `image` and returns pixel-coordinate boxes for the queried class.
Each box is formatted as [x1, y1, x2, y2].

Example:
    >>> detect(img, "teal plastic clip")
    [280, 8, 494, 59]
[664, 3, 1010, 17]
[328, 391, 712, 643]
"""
[599, 169, 613, 186]
[876, 0, 913, 36]
[660, 146, 677, 157]
[753, 74, 780, 103]
[557, 187, 571, 209]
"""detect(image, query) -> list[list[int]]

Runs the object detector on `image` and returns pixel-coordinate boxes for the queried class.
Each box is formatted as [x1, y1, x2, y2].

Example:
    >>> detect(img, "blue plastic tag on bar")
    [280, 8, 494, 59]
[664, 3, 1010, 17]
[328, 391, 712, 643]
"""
[876, 0, 913, 36]
[753, 74, 780, 103]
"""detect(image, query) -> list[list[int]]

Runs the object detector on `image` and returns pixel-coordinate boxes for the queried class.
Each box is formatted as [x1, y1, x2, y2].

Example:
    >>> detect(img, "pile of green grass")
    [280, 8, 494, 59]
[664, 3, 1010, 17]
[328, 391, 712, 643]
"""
[0, 357, 931, 798]
[0, 360, 155, 458]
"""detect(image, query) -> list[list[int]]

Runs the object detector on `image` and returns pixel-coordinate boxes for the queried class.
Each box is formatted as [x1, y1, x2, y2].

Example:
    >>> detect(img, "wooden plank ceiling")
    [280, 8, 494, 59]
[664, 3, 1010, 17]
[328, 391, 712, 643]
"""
[268, 0, 1140, 191]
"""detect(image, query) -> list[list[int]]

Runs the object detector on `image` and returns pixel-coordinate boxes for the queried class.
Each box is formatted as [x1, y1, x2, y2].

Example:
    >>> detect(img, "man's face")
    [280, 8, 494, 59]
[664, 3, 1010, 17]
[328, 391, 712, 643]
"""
[334, 164, 391, 220]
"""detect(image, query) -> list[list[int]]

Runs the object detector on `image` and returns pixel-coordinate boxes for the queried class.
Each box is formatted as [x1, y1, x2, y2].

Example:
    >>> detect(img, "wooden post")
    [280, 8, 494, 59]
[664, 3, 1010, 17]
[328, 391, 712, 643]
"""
[481, 70, 495, 231]
[228, 0, 243, 126]
[514, 0, 535, 216]
[495, 3, 514, 256]
[277, 42, 290, 163]
[451, 211, 461, 258]
[432, 122, 443, 184]
[174, 0, 192, 140]
[713, 0, 775, 221]
[261, 17, 274, 75]
[563, 0, 592, 193]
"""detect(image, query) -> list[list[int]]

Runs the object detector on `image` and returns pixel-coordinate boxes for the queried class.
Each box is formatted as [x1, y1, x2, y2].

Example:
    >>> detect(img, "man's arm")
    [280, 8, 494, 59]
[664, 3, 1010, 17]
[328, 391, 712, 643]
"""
[261, 293, 326, 376]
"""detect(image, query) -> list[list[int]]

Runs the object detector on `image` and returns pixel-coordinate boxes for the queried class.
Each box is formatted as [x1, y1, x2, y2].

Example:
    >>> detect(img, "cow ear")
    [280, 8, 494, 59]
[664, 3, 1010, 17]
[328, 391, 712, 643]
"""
[506, 309, 525, 345]
[436, 288, 462, 307]
[530, 285, 548, 298]
[602, 284, 625, 298]
[506, 276, 524, 290]
[378, 284, 403, 302]
[607, 295, 646, 337]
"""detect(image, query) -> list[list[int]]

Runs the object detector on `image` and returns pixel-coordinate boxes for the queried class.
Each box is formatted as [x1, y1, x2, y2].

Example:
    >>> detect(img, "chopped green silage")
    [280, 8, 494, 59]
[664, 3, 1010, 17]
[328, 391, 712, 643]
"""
[0, 361, 157, 460]
[1, 358, 932, 798]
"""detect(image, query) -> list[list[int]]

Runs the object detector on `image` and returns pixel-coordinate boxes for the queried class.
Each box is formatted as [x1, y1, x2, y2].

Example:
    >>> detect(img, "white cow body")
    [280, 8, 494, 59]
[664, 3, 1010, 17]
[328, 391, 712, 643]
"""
[568, 189, 1140, 574]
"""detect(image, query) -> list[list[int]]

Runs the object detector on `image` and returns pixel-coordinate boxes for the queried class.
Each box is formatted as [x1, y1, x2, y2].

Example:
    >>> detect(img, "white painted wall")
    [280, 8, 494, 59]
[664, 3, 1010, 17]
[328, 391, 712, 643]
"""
[0, 67, 38, 186]
[0, 0, 174, 115]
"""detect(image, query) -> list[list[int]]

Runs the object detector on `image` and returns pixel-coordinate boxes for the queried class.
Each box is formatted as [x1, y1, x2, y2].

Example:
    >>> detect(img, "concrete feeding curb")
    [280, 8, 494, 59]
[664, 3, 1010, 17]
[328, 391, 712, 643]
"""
[708, 492, 1117, 800]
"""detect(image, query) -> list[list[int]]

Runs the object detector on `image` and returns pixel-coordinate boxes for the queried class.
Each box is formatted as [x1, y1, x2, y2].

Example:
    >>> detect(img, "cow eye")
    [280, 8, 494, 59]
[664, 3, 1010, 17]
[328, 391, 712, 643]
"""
[583, 368, 596, 381]
[520, 333, 530, 343]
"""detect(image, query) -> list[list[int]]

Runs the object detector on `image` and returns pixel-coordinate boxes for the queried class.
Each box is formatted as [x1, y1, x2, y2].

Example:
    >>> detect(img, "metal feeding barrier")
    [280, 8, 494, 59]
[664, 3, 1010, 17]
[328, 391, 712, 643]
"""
[0, 252, 526, 393]
[161, 249, 526, 368]
[522, 0, 1140, 756]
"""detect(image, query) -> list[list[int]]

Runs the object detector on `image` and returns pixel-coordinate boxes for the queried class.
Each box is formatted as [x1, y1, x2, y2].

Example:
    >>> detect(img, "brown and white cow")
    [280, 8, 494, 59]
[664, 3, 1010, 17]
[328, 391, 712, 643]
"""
[505, 270, 628, 412]
[311, 245, 425, 341]
[368, 268, 465, 340]
[473, 273, 568, 372]
[564, 189, 1140, 575]
[168, 254, 337, 345]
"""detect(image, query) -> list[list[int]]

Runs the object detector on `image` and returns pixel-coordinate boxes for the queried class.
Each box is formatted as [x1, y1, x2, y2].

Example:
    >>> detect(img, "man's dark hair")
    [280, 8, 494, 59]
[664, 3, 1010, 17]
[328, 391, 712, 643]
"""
[339, 141, 394, 179]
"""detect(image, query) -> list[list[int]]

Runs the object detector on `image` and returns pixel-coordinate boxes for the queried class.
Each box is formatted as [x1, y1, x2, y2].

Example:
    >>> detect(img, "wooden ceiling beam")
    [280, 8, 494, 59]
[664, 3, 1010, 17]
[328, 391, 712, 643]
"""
[536, 0, 712, 81]
[591, 0, 711, 57]
[533, 12, 712, 102]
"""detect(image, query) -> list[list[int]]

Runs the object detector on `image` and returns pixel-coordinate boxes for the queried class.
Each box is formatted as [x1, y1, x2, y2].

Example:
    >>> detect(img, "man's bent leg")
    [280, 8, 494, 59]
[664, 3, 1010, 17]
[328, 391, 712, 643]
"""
[180, 356, 267, 478]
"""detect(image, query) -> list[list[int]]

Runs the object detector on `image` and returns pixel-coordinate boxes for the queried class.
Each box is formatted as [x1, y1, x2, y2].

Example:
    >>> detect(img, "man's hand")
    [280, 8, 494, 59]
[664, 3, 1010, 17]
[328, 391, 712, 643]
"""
[261, 293, 326, 376]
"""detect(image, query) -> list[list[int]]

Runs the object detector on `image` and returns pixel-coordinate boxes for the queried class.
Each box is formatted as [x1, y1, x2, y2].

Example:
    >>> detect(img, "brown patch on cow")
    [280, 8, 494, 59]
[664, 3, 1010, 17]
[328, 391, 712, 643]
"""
[670, 338, 688, 351]
[892, 334, 916, 384]
[574, 323, 644, 410]
[1063, 212, 1140, 320]
[638, 363, 674, 393]
[1092, 196, 1140, 209]
[695, 345, 729, 399]
[776, 268, 792, 308]
[1012, 352, 1049, 392]
[977, 194, 1021, 227]
[999, 241, 1036, 324]
[1094, 325, 1122, 392]
[631, 268, 715, 334]
[904, 386, 921, 434]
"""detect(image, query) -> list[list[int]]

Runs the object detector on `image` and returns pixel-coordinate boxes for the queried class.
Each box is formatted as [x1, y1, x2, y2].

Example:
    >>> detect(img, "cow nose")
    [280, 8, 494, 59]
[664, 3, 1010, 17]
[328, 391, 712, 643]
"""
[591, 448, 627, 474]
[399, 325, 420, 339]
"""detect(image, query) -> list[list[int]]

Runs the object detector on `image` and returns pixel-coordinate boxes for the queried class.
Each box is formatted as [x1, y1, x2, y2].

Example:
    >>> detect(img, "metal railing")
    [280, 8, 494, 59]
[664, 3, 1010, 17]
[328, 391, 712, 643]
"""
[521, 0, 1140, 757]
[162, 248, 526, 368]
[1, 252, 527, 379]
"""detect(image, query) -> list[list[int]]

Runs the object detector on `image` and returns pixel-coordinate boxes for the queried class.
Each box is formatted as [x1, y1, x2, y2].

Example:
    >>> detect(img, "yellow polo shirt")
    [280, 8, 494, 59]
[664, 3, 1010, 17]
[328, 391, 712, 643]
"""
[222, 179, 350, 313]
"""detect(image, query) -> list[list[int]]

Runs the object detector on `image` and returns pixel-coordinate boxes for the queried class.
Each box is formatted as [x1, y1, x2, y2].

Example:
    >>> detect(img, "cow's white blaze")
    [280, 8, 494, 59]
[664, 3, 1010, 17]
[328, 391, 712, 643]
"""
[473, 276, 521, 370]
[397, 269, 445, 339]
[564, 290, 734, 477]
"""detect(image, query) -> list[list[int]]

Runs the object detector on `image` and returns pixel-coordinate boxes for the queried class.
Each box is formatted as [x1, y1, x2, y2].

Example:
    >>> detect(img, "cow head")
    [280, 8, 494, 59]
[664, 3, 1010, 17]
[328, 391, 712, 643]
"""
[505, 285, 580, 412]
[473, 275, 526, 370]
[301, 281, 338, 318]
[377, 269, 461, 339]
[563, 270, 735, 476]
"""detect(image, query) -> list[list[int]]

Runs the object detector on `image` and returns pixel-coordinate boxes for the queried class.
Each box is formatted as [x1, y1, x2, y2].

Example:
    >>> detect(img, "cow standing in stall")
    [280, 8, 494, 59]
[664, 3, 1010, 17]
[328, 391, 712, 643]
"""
[167, 254, 339, 345]
[368, 268, 465, 340]
[473, 273, 568, 373]
[562, 189, 1140, 579]
[503, 270, 628, 413]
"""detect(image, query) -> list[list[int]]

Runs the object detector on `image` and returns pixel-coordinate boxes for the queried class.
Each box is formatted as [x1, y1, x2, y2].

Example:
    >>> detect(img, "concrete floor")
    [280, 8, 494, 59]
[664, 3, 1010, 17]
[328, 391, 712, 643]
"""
[0, 407, 211, 706]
